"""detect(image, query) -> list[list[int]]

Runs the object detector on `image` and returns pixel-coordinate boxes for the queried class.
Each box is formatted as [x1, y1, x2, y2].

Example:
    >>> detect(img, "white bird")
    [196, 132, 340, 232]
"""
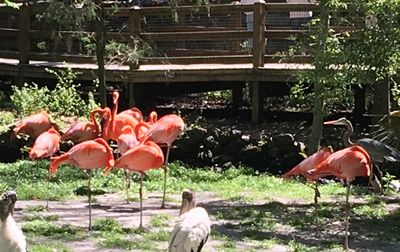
[0, 191, 26, 252]
[168, 190, 211, 252]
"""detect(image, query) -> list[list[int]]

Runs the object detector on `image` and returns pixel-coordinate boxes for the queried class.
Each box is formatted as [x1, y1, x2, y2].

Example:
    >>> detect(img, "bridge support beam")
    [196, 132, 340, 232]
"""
[232, 86, 243, 109]
[127, 84, 136, 107]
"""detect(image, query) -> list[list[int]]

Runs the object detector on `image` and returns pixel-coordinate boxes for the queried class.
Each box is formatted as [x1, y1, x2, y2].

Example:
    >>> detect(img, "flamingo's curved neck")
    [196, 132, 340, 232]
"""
[102, 108, 112, 140]
[149, 111, 158, 124]
[89, 111, 100, 134]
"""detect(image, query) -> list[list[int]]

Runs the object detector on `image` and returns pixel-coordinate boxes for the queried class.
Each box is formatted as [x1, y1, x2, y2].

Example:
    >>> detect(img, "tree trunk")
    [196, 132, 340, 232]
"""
[308, 0, 328, 154]
[95, 0, 107, 107]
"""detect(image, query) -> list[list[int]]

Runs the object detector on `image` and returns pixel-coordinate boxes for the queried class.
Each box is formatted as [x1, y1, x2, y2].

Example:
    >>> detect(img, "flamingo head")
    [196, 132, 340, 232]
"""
[179, 189, 196, 215]
[112, 91, 119, 104]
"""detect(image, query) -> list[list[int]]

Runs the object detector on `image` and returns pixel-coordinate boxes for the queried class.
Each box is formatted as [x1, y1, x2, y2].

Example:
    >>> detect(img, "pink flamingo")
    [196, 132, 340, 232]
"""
[308, 145, 372, 250]
[138, 112, 185, 208]
[283, 147, 333, 232]
[12, 111, 58, 141]
[29, 128, 61, 160]
[108, 141, 164, 228]
[49, 138, 114, 230]
[60, 110, 101, 144]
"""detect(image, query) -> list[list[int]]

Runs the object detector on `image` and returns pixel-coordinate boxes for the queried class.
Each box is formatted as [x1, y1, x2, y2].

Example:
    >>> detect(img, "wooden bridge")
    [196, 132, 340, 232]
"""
[0, 1, 322, 122]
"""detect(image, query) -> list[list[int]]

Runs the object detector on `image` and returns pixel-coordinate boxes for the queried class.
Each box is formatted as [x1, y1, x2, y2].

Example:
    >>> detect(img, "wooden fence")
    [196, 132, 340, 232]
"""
[0, 2, 320, 68]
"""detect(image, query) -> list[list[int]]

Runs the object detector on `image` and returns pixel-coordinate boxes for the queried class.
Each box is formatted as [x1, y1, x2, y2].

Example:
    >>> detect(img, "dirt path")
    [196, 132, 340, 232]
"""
[14, 192, 400, 252]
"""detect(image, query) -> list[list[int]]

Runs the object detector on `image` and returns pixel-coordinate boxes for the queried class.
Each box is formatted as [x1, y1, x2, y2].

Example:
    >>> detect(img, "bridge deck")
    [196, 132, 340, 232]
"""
[0, 57, 312, 83]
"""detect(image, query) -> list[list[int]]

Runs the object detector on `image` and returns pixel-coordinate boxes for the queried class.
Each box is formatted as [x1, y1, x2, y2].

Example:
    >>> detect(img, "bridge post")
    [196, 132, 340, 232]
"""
[17, 3, 30, 85]
[128, 6, 142, 70]
[127, 6, 142, 107]
[251, 0, 266, 124]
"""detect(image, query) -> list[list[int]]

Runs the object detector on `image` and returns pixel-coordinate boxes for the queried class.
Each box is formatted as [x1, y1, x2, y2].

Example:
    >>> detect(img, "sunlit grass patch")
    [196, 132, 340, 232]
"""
[149, 213, 173, 228]
[353, 201, 388, 219]
[212, 230, 236, 250]
[30, 242, 72, 252]
[23, 219, 85, 240]
[97, 231, 158, 251]
[143, 228, 170, 241]
[24, 204, 47, 213]
[92, 217, 124, 233]
[23, 213, 59, 222]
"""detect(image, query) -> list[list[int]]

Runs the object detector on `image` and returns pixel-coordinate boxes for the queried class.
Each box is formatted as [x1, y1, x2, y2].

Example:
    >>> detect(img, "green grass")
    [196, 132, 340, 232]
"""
[30, 242, 72, 252]
[149, 213, 173, 228]
[22, 219, 85, 240]
[0, 160, 350, 203]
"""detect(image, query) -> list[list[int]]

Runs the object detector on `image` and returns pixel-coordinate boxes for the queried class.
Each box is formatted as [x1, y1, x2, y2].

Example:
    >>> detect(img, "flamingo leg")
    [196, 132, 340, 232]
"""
[139, 172, 144, 229]
[344, 180, 351, 250]
[313, 181, 320, 236]
[125, 170, 131, 204]
[88, 169, 92, 231]
[161, 145, 170, 209]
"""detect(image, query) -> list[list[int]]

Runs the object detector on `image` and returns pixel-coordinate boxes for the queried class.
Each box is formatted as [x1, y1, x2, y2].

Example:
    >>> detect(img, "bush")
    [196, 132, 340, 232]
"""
[10, 67, 99, 118]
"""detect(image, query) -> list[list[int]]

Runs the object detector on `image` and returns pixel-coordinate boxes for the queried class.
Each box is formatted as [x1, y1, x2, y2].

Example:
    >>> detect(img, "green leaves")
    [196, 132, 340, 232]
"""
[10, 67, 99, 118]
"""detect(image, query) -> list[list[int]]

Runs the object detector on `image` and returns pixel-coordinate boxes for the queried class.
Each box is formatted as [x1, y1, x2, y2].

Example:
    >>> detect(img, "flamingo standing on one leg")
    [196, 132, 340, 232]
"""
[137, 112, 185, 208]
[12, 111, 58, 141]
[108, 141, 164, 228]
[308, 145, 372, 250]
[282, 147, 333, 232]
[49, 138, 114, 230]
[29, 127, 61, 209]
[60, 110, 101, 144]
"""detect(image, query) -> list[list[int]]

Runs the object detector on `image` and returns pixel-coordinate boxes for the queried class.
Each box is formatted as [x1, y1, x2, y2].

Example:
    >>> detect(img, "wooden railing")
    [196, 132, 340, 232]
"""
[0, 2, 320, 69]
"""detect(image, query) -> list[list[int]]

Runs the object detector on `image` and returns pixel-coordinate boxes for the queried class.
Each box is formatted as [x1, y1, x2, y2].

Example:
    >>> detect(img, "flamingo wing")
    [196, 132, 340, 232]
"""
[310, 146, 371, 181]
[115, 141, 164, 172]
[29, 129, 61, 159]
[142, 115, 184, 145]
[283, 148, 332, 179]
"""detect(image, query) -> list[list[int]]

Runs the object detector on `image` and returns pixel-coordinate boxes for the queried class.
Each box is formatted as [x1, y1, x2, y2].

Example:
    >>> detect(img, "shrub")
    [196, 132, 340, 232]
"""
[10, 67, 98, 118]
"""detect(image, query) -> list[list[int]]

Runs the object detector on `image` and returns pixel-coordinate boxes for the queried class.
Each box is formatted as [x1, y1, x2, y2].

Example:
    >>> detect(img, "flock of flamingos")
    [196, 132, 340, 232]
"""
[1, 90, 400, 251]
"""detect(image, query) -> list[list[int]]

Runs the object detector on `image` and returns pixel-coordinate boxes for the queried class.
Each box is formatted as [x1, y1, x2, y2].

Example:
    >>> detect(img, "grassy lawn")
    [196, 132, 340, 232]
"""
[1, 160, 399, 251]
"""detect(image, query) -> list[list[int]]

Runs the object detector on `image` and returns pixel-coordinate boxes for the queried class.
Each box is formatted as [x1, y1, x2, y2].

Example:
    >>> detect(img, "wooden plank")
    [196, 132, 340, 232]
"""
[28, 52, 96, 63]
[161, 49, 249, 57]
[139, 30, 253, 41]
[0, 28, 19, 37]
[265, 55, 313, 63]
[140, 55, 252, 65]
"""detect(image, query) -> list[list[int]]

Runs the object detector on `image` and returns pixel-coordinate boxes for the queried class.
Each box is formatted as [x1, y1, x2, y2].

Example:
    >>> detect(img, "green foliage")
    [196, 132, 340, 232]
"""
[11, 83, 50, 116]
[92, 218, 124, 233]
[11, 67, 99, 118]
[36, 0, 97, 31]
[30, 243, 72, 252]
[104, 39, 152, 66]
[22, 220, 82, 238]
[149, 213, 173, 228]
